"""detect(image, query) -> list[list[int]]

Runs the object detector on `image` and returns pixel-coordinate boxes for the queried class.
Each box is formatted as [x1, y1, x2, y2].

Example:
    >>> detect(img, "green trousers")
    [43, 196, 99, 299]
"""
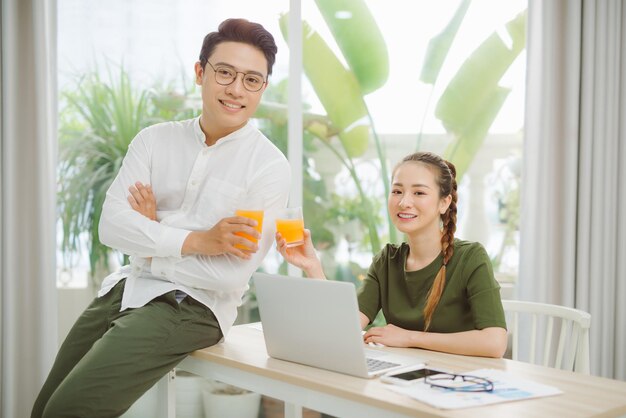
[31, 279, 223, 418]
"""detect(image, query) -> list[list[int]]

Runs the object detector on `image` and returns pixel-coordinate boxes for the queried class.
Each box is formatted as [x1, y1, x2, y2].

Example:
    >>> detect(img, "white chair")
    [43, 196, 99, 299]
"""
[502, 300, 591, 374]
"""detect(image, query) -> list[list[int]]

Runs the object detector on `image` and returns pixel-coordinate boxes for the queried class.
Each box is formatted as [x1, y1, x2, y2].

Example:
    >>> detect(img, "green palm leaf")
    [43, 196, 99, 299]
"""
[314, 0, 389, 93]
[279, 13, 370, 158]
[437, 10, 527, 180]
[420, 0, 471, 85]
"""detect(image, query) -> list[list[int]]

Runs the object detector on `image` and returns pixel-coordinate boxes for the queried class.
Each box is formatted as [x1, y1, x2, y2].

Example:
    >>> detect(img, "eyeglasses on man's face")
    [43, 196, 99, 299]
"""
[206, 61, 266, 92]
[425, 373, 494, 392]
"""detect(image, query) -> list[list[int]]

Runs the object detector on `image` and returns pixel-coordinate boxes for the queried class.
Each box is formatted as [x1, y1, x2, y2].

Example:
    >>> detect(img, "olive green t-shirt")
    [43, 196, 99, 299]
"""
[357, 239, 506, 332]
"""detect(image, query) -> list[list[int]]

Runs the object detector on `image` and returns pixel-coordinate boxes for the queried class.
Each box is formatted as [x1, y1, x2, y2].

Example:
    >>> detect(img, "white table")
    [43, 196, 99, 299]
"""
[161, 323, 626, 418]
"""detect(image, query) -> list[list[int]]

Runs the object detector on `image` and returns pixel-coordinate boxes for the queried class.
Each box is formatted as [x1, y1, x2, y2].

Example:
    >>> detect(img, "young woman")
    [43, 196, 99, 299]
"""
[276, 152, 507, 358]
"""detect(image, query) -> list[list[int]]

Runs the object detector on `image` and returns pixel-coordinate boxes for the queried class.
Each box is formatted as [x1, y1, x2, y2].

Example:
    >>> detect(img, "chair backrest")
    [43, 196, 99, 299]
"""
[501, 300, 591, 374]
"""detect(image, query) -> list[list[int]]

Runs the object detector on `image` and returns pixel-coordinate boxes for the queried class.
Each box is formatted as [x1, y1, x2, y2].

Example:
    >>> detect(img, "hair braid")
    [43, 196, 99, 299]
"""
[423, 160, 457, 330]
[441, 162, 458, 266]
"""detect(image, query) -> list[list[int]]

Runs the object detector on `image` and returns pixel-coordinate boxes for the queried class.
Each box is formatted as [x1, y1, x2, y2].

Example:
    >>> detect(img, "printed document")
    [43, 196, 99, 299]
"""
[388, 368, 562, 409]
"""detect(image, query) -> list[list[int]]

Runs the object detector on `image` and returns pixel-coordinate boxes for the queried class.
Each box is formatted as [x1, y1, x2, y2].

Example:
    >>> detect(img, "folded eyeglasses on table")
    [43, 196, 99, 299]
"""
[424, 373, 494, 392]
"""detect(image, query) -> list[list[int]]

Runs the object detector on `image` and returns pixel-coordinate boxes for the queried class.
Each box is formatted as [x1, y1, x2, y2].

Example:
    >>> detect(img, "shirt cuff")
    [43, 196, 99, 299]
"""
[151, 256, 177, 281]
[156, 226, 191, 258]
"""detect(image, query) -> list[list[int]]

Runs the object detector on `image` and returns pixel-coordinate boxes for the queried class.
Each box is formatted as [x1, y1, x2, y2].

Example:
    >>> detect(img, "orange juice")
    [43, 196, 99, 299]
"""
[276, 218, 304, 247]
[235, 209, 264, 250]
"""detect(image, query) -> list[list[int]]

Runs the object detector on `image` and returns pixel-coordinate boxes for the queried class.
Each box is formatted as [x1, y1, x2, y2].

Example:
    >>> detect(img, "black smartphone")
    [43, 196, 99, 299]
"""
[380, 367, 447, 386]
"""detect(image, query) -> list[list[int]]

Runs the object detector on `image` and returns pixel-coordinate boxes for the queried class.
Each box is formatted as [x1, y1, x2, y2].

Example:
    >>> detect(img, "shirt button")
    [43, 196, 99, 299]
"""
[202, 149, 209, 156]
[191, 180, 197, 186]
[160, 272, 166, 277]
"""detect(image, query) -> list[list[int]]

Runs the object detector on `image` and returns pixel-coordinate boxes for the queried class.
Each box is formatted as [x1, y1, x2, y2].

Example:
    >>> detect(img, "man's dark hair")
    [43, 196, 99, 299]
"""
[199, 18, 278, 76]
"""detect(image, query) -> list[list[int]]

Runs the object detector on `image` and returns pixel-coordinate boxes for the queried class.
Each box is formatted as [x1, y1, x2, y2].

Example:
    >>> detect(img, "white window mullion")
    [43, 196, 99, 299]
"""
[287, 0, 303, 277]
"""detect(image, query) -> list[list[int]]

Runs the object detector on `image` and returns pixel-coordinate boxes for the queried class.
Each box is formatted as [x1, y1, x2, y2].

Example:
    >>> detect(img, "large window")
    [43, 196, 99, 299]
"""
[56, 0, 526, 307]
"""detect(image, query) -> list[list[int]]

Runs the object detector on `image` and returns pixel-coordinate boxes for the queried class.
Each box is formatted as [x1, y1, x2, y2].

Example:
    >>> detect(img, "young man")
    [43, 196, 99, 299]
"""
[32, 18, 290, 418]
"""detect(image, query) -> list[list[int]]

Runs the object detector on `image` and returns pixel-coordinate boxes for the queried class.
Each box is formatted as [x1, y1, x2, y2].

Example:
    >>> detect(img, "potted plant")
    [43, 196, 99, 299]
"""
[202, 380, 261, 418]
[57, 68, 197, 290]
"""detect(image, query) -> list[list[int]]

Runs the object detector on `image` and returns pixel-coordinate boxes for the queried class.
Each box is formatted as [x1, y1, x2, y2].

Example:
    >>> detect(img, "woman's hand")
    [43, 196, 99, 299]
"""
[128, 182, 157, 221]
[275, 229, 326, 279]
[363, 324, 414, 348]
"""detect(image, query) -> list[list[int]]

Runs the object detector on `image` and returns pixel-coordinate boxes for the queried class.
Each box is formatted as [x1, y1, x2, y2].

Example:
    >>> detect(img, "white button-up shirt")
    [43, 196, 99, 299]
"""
[98, 117, 290, 336]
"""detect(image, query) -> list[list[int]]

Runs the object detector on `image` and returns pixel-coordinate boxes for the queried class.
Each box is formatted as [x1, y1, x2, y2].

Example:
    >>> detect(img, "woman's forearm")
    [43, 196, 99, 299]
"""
[408, 327, 507, 358]
[303, 261, 326, 279]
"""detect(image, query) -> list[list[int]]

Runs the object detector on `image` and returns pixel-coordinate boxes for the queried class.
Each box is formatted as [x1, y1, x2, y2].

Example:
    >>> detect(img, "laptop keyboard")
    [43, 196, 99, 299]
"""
[366, 357, 400, 373]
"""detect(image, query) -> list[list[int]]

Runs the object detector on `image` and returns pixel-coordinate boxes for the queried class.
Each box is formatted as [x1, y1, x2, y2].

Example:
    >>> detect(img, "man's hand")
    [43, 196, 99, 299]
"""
[182, 216, 261, 260]
[128, 181, 260, 260]
[128, 182, 156, 221]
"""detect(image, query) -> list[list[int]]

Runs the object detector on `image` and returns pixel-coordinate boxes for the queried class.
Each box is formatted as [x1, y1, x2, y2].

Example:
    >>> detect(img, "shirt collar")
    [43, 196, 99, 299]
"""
[193, 117, 254, 148]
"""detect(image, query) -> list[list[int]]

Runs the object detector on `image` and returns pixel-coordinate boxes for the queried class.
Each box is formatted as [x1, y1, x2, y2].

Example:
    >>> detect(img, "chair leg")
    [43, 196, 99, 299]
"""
[576, 330, 591, 374]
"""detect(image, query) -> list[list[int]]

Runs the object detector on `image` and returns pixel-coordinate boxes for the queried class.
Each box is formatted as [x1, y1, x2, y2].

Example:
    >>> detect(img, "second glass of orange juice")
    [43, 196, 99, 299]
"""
[275, 207, 304, 247]
[235, 197, 264, 250]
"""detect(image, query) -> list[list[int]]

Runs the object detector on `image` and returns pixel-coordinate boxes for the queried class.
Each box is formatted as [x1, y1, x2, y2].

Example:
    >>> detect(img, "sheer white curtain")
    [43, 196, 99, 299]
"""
[520, 0, 626, 379]
[1, 0, 58, 416]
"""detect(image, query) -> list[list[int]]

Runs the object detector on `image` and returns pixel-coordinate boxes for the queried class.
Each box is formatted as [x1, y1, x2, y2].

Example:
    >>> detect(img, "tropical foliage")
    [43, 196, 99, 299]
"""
[273, 0, 526, 271]
[57, 68, 197, 283]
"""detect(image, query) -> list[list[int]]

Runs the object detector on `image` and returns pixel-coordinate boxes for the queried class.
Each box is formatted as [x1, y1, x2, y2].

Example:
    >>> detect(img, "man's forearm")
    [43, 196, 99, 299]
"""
[181, 231, 201, 255]
[99, 196, 190, 259]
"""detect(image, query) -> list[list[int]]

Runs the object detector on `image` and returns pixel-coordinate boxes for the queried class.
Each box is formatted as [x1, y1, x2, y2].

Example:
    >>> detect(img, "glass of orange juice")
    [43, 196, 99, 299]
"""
[275, 207, 304, 247]
[235, 197, 264, 250]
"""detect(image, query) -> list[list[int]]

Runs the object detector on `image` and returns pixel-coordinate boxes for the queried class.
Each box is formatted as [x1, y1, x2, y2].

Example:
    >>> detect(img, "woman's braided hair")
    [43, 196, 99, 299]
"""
[395, 152, 458, 331]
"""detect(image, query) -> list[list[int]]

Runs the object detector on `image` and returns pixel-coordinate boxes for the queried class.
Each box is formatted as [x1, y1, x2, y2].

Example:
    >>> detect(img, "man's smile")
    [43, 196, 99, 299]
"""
[219, 99, 245, 109]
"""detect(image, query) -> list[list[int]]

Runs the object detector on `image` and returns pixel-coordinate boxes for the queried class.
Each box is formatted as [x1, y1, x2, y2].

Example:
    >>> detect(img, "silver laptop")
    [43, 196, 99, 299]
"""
[253, 272, 424, 378]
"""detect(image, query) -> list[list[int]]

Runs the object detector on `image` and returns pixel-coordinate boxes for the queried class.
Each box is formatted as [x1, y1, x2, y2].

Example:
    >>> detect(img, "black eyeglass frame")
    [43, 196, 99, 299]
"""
[424, 374, 494, 392]
[205, 61, 267, 92]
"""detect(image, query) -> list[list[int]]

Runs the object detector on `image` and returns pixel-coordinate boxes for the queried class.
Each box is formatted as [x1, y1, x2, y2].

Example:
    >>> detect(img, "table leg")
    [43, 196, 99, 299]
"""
[157, 369, 176, 418]
[285, 402, 303, 418]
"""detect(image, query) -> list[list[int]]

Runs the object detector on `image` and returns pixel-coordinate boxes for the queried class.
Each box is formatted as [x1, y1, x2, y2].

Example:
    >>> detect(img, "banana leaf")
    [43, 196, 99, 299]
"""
[420, 0, 471, 85]
[308, 1, 395, 242]
[314, 0, 388, 93]
[279, 13, 370, 158]
[437, 10, 527, 180]
[443, 86, 510, 176]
